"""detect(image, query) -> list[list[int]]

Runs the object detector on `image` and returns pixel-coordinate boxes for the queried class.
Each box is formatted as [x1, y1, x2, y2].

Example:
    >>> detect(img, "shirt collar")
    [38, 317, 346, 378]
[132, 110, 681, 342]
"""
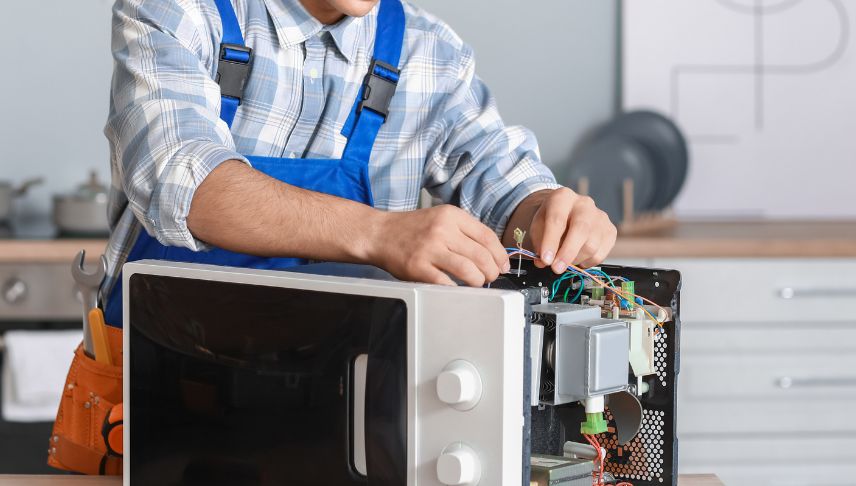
[262, 0, 368, 63]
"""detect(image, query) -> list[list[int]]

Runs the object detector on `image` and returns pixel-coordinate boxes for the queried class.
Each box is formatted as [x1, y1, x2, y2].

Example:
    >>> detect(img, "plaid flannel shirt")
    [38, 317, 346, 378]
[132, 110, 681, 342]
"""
[103, 0, 560, 297]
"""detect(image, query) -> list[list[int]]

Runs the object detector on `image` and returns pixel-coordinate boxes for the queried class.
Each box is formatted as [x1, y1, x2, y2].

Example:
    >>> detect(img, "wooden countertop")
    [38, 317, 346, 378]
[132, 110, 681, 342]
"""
[611, 220, 856, 258]
[1, 221, 854, 263]
[0, 474, 724, 485]
[0, 240, 106, 264]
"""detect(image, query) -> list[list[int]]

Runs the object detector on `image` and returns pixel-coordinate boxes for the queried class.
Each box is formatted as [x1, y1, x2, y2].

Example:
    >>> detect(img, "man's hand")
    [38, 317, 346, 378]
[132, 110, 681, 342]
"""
[367, 205, 511, 287]
[188, 163, 510, 287]
[504, 188, 617, 273]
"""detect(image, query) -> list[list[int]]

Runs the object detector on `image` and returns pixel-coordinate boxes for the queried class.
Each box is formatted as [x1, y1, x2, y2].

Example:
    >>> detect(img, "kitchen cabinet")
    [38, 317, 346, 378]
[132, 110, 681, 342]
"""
[653, 258, 856, 486]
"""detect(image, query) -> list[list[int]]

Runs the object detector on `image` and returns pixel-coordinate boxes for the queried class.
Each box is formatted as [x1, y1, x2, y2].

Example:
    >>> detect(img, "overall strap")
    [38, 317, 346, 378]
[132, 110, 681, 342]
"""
[213, 0, 253, 127]
[340, 0, 406, 163]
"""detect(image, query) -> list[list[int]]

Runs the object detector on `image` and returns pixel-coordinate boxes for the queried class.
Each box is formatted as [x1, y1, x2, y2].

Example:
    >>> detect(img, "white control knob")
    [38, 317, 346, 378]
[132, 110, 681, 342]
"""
[437, 443, 481, 486]
[436, 360, 482, 411]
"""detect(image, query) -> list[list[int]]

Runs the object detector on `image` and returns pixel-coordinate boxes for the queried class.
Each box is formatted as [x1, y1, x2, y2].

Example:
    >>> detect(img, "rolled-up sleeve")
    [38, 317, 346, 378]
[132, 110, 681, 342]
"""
[105, 0, 248, 251]
[423, 43, 560, 238]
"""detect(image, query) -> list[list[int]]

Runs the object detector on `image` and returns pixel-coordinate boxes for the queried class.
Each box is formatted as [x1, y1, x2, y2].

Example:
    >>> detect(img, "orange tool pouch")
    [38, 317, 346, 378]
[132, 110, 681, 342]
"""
[47, 325, 123, 476]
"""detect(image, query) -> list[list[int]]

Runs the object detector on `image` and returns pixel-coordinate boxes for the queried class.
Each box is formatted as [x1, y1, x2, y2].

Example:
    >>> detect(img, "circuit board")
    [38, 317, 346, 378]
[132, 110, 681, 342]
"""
[494, 260, 681, 486]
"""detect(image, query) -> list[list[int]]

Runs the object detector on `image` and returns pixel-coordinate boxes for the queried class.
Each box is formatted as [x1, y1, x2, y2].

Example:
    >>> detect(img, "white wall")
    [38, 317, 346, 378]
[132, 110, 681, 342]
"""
[416, 0, 619, 179]
[623, 0, 856, 219]
[0, 0, 618, 219]
[0, 0, 115, 219]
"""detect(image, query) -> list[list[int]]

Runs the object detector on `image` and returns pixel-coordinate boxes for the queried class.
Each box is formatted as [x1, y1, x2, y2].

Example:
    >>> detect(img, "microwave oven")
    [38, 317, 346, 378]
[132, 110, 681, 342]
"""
[122, 259, 681, 486]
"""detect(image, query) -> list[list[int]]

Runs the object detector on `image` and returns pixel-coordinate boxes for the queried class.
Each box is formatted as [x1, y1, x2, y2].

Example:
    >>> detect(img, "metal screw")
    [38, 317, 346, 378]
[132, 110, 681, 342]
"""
[540, 287, 550, 299]
[51, 447, 57, 455]
[84, 402, 91, 409]
[53, 436, 59, 443]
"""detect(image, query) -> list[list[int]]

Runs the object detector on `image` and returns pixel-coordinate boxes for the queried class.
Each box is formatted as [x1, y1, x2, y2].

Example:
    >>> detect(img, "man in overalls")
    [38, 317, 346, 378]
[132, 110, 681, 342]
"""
[102, 0, 617, 326]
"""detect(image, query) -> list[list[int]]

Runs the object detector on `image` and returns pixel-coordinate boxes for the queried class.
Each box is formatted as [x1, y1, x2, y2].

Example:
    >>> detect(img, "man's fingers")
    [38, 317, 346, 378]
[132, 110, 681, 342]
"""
[575, 235, 603, 269]
[422, 266, 457, 286]
[574, 227, 602, 266]
[553, 196, 603, 272]
[534, 189, 574, 267]
[436, 252, 487, 287]
[459, 218, 510, 273]
[579, 225, 617, 268]
[553, 221, 587, 273]
[448, 235, 501, 283]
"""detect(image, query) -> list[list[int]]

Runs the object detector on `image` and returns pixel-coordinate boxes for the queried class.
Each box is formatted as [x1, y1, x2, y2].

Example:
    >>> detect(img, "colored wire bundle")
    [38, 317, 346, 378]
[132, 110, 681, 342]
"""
[504, 247, 667, 330]
[583, 434, 605, 486]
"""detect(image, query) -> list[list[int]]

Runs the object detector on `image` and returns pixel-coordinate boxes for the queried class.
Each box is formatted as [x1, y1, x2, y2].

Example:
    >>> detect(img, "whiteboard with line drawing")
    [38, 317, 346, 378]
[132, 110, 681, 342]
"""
[622, 0, 856, 219]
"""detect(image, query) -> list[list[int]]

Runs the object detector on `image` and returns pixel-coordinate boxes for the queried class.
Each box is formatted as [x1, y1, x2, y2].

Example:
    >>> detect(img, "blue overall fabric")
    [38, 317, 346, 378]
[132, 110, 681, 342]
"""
[103, 0, 405, 327]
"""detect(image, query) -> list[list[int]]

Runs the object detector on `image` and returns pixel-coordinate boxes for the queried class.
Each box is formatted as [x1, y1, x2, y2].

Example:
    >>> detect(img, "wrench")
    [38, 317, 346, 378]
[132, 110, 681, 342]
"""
[71, 250, 107, 357]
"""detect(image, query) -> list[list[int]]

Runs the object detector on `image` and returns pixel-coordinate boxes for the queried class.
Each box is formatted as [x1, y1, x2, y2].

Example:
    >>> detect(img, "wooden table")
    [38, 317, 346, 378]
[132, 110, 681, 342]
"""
[611, 220, 856, 258]
[0, 474, 724, 485]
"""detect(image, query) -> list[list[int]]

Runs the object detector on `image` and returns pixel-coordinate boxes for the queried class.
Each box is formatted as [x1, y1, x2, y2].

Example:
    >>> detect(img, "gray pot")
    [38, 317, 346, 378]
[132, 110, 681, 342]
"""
[53, 172, 110, 236]
[0, 178, 44, 223]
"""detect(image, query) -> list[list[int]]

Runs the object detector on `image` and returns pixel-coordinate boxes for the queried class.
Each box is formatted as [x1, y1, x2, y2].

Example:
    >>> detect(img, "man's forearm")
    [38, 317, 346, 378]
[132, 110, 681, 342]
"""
[186, 160, 380, 263]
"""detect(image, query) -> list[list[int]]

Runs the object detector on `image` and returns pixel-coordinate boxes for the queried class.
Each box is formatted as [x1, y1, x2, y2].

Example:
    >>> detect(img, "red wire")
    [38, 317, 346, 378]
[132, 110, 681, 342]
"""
[583, 433, 634, 486]
[583, 434, 604, 486]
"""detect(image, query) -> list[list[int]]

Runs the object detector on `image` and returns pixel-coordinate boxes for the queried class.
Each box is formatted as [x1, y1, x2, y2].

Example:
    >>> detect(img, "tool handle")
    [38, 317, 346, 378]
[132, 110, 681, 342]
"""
[88, 308, 112, 365]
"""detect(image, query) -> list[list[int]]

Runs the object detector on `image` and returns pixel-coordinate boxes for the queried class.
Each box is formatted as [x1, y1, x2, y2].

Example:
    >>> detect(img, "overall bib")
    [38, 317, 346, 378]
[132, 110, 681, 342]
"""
[103, 0, 405, 327]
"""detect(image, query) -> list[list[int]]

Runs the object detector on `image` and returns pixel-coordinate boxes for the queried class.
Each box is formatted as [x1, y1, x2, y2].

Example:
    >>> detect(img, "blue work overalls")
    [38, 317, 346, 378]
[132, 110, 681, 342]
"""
[103, 0, 405, 327]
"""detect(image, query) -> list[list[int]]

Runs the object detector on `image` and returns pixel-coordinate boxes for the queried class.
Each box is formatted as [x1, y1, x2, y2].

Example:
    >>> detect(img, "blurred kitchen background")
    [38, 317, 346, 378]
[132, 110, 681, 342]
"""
[1, 1, 855, 485]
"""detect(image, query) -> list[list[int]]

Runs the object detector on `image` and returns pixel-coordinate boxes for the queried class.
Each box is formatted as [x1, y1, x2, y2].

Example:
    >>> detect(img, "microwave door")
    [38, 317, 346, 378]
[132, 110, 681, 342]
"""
[126, 272, 408, 486]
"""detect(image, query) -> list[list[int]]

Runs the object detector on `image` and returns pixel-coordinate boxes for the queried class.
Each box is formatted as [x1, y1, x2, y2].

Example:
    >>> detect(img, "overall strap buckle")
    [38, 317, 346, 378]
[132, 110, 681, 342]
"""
[358, 59, 400, 119]
[216, 43, 253, 102]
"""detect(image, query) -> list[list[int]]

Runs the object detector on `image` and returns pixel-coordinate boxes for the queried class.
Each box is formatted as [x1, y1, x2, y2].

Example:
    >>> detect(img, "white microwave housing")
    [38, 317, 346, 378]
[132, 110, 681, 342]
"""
[122, 260, 527, 486]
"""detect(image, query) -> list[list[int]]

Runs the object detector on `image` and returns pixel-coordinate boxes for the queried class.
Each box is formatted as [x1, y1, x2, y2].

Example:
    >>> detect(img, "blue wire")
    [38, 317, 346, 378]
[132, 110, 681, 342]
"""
[586, 269, 618, 288]
[505, 248, 620, 303]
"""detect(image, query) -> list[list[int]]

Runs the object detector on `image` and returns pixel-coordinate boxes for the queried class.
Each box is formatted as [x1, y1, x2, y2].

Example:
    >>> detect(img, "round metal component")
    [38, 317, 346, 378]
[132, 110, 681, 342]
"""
[2, 277, 28, 305]
[436, 442, 481, 486]
[545, 337, 556, 371]
[436, 360, 483, 411]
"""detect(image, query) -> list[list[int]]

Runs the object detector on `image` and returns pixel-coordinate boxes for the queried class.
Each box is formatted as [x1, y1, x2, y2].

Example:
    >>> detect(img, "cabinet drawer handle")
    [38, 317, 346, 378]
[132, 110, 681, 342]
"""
[777, 287, 856, 299]
[776, 376, 856, 389]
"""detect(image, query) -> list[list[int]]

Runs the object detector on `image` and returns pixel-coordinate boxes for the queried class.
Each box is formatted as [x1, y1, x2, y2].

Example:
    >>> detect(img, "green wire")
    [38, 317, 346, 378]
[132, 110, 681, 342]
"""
[550, 272, 575, 300]
[564, 277, 585, 303]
